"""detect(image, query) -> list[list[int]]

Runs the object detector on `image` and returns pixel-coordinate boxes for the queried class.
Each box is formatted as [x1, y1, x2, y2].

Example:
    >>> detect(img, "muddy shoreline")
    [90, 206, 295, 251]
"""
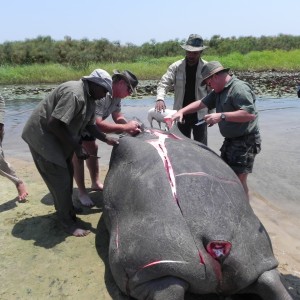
[1, 71, 300, 100]
[138, 71, 300, 98]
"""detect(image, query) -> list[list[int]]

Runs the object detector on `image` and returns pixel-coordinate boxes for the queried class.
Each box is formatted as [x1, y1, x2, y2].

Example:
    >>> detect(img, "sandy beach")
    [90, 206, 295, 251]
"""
[1, 99, 300, 299]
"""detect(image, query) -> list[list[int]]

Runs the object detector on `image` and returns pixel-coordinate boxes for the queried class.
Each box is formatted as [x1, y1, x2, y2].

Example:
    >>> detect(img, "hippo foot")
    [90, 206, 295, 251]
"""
[241, 269, 292, 300]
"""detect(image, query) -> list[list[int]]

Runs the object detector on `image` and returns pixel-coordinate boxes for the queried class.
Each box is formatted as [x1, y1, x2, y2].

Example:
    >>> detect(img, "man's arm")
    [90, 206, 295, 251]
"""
[95, 112, 141, 135]
[85, 124, 119, 146]
[95, 114, 126, 133]
[172, 100, 206, 123]
[204, 109, 256, 126]
[155, 63, 177, 111]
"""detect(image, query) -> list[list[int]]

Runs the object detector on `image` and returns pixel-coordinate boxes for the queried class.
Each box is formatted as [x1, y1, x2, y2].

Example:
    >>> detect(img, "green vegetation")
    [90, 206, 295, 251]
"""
[0, 35, 299, 84]
[205, 50, 300, 71]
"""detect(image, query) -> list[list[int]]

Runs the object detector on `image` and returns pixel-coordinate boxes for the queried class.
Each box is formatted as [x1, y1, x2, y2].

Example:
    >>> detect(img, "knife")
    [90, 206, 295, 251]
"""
[195, 119, 206, 126]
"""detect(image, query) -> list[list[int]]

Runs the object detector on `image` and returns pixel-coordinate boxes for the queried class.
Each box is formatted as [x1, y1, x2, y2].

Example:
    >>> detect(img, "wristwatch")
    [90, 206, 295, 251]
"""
[221, 113, 226, 121]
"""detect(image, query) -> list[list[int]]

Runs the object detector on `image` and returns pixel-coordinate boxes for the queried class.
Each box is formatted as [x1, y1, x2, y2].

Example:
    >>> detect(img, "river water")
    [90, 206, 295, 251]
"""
[1, 86, 300, 217]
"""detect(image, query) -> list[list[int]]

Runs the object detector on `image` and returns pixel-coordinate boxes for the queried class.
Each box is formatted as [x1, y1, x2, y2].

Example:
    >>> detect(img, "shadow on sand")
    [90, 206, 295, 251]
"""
[10, 190, 105, 248]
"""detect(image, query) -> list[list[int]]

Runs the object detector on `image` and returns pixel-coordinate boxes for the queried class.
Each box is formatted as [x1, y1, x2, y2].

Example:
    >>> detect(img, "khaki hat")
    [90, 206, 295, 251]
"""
[181, 34, 208, 52]
[82, 69, 113, 94]
[112, 70, 139, 92]
[201, 61, 230, 85]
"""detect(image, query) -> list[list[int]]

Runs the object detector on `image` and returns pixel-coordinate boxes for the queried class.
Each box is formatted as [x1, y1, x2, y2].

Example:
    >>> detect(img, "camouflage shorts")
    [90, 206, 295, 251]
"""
[220, 133, 261, 174]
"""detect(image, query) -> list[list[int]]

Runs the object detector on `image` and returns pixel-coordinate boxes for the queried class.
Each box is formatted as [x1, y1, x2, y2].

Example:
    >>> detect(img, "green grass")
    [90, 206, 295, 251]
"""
[204, 50, 300, 71]
[0, 50, 299, 85]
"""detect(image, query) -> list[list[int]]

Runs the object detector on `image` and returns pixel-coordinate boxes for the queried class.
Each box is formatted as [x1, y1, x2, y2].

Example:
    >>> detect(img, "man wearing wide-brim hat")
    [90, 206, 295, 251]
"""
[72, 69, 142, 207]
[155, 34, 214, 145]
[22, 69, 119, 237]
[171, 61, 261, 201]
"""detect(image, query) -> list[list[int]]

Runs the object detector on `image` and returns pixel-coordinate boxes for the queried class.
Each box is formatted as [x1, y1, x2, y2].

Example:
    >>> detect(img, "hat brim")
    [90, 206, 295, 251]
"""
[181, 45, 208, 52]
[82, 77, 112, 94]
[201, 67, 230, 86]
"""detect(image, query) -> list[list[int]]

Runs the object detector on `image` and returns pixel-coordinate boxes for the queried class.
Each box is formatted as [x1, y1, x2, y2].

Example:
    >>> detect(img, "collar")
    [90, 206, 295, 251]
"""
[82, 79, 91, 97]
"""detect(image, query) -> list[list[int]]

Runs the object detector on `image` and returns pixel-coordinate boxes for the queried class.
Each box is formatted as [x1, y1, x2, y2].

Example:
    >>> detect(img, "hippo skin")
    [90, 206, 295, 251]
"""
[103, 126, 291, 300]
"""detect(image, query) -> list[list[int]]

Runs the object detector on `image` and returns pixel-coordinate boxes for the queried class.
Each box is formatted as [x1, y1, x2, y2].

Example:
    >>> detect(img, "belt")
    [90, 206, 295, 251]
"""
[226, 132, 260, 141]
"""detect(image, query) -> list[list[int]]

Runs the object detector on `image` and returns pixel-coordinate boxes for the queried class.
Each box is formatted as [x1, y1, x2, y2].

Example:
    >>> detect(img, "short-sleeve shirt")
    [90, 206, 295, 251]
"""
[95, 94, 121, 120]
[22, 80, 96, 167]
[202, 76, 259, 138]
[80, 94, 122, 138]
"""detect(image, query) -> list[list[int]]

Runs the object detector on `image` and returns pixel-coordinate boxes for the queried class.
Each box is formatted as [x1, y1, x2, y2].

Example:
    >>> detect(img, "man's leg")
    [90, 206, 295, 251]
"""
[220, 137, 258, 202]
[72, 153, 94, 207]
[30, 147, 90, 237]
[83, 140, 103, 191]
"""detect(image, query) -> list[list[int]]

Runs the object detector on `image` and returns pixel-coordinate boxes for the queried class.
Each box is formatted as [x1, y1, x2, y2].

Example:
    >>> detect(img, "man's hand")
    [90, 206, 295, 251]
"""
[204, 113, 222, 127]
[105, 136, 119, 146]
[74, 145, 90, 160]
[124, 120, 142, 136]
[171, 111, 184, 124]
[155, 100, 166, 112]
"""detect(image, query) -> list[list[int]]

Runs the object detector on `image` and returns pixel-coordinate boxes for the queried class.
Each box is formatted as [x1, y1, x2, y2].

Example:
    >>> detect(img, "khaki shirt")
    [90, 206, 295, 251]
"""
[22, 80, 96, 167]
[156, 58, 212, 119]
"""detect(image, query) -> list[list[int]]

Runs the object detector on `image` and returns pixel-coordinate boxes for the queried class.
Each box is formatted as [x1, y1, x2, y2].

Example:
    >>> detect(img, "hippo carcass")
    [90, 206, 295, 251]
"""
[103, 126, 291, 300]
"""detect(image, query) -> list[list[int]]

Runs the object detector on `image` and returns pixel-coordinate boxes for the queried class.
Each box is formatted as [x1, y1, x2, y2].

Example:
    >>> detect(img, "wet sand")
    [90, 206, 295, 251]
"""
[1, 102, 300, 299]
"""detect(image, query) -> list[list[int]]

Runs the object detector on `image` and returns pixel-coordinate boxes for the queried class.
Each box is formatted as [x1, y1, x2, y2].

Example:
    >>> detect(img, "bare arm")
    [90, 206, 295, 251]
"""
[96, 112, 141, 135]
[172, 100, 207, 123]
[204, 109, 256, 126]
[95, 114, 126, 133]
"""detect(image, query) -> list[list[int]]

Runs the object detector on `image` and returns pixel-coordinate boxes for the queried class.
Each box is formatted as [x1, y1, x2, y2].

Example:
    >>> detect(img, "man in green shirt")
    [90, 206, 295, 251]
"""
[171, 61, 261, 200]
[22, 69, 118, 237]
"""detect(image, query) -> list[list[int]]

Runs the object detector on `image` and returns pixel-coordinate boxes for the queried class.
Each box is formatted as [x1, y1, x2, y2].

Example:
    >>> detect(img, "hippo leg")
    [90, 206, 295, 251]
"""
[131, 276, 188, 300]
[244, 269, 292, 300]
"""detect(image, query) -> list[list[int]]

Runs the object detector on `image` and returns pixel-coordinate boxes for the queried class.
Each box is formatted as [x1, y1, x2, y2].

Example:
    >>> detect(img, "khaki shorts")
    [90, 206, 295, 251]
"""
[220, 133, 261, 174]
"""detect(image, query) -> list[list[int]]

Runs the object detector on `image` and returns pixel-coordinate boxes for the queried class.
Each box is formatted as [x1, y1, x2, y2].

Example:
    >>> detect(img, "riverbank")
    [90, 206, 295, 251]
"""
[1, 71, 300, 99]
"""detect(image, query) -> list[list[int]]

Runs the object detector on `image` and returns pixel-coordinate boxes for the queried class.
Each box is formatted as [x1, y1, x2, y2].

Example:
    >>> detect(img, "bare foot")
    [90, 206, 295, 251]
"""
[16, 181, 28, 202]
[91, 182, 104, 191]
[72, 228, 90, 237]
[78, 193, 95, 207]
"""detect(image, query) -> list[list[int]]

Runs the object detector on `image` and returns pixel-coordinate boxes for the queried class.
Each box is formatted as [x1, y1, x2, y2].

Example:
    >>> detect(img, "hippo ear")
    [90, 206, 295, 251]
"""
[206, 240, 232, 262]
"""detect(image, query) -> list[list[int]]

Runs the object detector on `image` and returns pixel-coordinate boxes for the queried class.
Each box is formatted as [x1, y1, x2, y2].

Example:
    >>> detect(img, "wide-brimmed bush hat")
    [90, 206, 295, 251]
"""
[181, 34, 208, 52]
[201, 61, 230, 85]
[82, 69, 113, 94]
[112, 70, 139, 92]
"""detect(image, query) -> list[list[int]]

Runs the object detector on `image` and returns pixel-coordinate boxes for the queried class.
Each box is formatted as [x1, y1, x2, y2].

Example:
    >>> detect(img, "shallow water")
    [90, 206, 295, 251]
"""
[2, 88, 300, 217]
[3, 88, 300, 130]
